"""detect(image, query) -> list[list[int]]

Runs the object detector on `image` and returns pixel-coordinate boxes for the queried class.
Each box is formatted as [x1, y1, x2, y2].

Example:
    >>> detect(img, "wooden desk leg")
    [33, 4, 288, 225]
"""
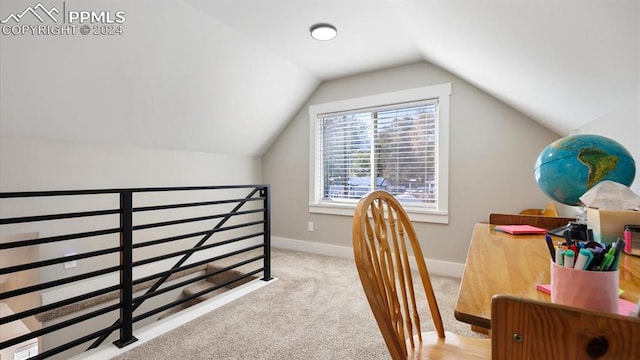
[471, 325, 491, 337]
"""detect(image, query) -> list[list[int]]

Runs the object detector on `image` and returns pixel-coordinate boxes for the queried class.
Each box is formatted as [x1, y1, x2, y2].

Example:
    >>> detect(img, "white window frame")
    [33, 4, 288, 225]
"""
[308, 83, 451, 224]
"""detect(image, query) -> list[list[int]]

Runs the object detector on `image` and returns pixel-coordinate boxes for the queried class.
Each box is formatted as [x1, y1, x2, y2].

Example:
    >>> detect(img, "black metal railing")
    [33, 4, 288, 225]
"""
[0, 185, 271, 360]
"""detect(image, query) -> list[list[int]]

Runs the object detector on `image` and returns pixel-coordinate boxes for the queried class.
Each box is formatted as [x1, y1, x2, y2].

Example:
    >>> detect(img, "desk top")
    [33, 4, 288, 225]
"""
[454, 223, 640, 329]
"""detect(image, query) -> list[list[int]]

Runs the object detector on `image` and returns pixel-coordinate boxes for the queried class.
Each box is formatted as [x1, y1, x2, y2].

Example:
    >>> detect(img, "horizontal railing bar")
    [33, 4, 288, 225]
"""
[213, 220, 265, 231]
[133, 254, 263, 305]
[132, 208, 265, 231]
[132, 230, 211, 250]
[32, 323, 122, 360]
[131, 232, 264, 268]
[0, 227, 121, 250]
[0, 265, 121, 301]
[0, 208, 120, 225]
[131, 261, 205, 288]
[0, 301, 121, 350]
[127, 184, 268, 193]
[133, 197, 263, 212]
[133, 267, 264, 324]
[0, 184, 268, 198]
[0, 246, 121, 275]
[132, 220, 265, 250]
[0, 189, 123, 198]
[1, 283, 121, 325]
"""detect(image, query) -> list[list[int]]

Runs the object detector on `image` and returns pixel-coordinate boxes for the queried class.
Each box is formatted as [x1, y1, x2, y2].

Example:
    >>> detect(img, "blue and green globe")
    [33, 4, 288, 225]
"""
[534, 134, 636, 206]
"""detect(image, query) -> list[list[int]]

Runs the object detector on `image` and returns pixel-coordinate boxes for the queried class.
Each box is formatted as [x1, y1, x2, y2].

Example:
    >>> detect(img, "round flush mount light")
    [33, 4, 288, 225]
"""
[310, 23, 337, 41]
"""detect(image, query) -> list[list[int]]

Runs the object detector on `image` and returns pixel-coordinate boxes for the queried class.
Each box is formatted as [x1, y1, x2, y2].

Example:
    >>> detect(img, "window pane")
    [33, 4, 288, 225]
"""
[320, 100, 438, 207]
[321, 112, 372, 200]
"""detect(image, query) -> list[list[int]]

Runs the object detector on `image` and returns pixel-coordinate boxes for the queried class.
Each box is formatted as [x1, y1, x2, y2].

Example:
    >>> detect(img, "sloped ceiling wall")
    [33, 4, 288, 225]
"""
[189, 0, 639, 138]
[0, 0, 319, 156]
[1, 0, 638, 157]
[393, 1, 639, 135]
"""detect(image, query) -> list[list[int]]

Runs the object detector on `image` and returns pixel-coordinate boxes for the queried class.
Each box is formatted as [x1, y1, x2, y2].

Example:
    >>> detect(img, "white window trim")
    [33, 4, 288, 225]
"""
[308, 83, 451, 224]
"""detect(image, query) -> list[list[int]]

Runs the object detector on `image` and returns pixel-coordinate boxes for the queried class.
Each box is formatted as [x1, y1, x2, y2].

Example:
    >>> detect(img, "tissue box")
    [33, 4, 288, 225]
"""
[587, 208, 640, 245]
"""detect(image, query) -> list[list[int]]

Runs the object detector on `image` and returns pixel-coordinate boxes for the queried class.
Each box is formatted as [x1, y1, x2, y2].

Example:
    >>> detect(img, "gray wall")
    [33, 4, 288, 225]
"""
[263, 61, 560, 264]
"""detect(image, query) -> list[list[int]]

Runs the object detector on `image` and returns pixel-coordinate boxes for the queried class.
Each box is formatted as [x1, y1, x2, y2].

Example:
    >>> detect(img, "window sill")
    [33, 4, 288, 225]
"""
[308, 202, 449, 224]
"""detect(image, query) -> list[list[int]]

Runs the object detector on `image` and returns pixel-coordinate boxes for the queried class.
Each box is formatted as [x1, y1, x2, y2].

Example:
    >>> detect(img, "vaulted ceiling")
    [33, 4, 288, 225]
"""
[1, 0, 638, 157]
[185, 0, 639, 147]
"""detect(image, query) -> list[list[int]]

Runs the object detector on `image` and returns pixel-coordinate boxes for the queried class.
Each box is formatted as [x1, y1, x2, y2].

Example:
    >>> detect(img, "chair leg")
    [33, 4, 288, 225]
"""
[471, 325, 490, 337]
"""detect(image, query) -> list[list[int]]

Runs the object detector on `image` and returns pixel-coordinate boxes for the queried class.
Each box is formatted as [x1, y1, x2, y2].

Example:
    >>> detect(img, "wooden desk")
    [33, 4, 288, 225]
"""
[454, 223, 640, 330]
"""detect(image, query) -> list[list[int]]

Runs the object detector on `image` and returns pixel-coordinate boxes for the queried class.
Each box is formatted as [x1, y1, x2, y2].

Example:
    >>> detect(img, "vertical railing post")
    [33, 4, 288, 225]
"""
[261, 186, 272, 281]
[114, 190, 138, 348]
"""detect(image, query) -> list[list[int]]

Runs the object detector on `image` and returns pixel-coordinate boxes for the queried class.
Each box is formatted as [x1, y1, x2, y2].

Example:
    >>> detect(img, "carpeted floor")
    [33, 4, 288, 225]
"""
[112, 248, 484, 360]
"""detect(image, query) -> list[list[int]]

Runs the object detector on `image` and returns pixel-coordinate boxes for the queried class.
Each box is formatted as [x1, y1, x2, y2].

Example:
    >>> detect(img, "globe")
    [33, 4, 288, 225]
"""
[534, 134, 636, 206]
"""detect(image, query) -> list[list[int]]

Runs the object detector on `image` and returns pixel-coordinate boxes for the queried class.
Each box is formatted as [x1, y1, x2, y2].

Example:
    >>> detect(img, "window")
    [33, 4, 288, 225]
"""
[309, 83, 450, 223]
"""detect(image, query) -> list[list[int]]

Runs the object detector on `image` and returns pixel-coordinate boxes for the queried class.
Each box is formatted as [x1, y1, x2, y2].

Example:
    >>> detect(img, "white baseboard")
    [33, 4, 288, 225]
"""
[271, 236, 464, 278]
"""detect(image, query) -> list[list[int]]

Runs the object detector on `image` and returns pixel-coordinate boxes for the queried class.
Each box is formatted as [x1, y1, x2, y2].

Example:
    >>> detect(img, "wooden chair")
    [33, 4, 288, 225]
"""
[491, 295, 640, 360]
[519, 201, 559, 217]
[352, 191, 490, 359]
[489, 213, 574, 230]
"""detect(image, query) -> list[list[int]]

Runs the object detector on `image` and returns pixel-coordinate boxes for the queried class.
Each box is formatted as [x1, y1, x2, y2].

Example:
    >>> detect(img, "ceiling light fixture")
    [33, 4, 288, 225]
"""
[310, 23, 337, 41]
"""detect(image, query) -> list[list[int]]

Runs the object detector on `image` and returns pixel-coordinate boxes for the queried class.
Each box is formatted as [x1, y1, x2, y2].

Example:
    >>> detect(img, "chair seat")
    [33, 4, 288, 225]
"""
[407, 331, 490, 359]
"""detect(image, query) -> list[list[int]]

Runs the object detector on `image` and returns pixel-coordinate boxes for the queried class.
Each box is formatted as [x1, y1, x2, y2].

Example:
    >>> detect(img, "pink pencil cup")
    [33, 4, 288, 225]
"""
[550, 261, 619, 314]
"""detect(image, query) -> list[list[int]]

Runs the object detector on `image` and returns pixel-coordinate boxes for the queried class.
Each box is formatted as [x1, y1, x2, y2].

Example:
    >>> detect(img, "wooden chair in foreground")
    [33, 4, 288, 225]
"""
[489, 213, 574, 230]
[491, 295, 640, 360]
[353, 191, 490, 360]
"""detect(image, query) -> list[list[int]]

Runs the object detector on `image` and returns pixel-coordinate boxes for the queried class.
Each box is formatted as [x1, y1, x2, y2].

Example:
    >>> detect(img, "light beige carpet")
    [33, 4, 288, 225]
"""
[113, 248, 484, 360]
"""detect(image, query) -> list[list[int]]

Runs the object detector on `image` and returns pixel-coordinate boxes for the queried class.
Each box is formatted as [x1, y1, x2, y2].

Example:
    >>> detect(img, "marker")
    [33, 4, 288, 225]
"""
[555, 244, 563, 265]
[569, 244, 578, 257]
[574, 248, 593, 270]
[599, 247, 615, 271]
[563, 249, 575, 268]
[609, 238, 625, 271]
[588, 251, 605, 270]
[545, 234, 555, 262]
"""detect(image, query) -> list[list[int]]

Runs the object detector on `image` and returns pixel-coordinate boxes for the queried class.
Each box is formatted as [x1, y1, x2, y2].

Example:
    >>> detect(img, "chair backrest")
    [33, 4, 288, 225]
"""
[352, 190, 444, 360]
[519, 201, 559, 217]
[489, 213, 574, 230]
[491, 295, 640, 360]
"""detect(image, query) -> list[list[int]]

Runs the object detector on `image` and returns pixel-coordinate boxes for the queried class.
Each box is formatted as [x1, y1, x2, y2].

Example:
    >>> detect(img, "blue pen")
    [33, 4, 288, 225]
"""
[545, 235, 556, 262]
